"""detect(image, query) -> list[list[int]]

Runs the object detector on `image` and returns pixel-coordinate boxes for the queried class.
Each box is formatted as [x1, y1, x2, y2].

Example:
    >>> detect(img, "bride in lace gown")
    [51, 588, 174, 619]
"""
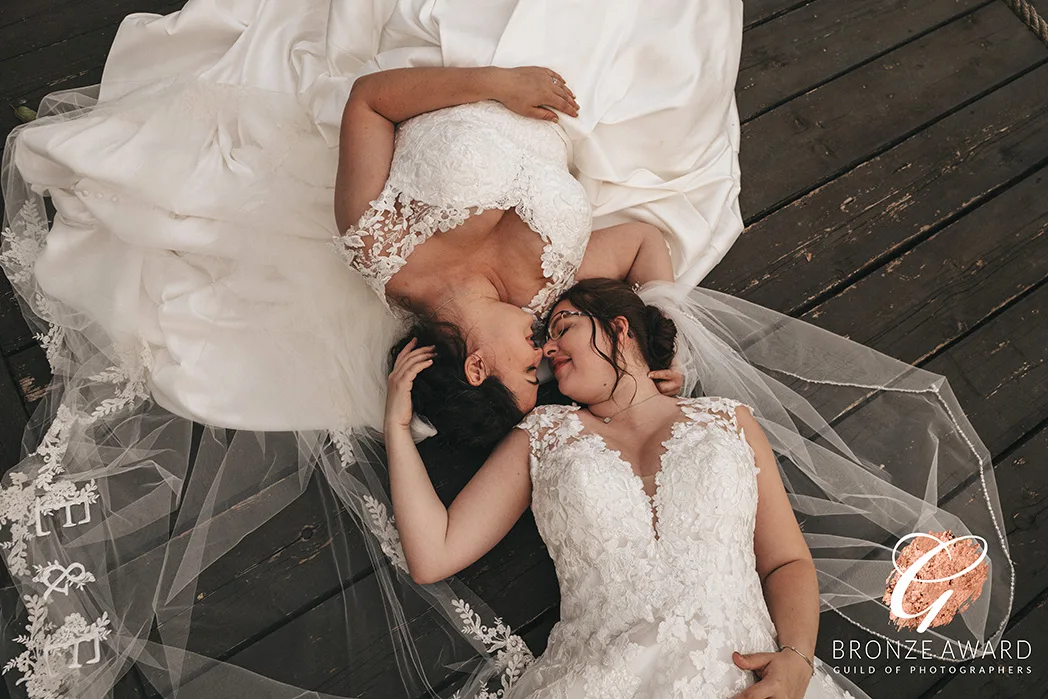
[329, 65, 682, 447]
[384, 278, 863, 699]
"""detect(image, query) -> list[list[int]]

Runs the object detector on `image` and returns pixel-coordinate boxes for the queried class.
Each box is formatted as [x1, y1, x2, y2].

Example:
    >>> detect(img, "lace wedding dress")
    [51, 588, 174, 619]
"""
[331, 99, 592, 323]
[507, 397, 861, 699]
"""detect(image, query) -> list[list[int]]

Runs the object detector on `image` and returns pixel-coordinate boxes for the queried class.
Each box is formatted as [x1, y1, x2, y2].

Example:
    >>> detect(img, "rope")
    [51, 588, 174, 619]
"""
[1000, 0, 1048, 47]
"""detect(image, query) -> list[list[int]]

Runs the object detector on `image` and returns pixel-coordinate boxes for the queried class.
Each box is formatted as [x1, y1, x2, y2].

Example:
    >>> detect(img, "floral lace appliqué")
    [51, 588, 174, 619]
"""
[330, 432, 535, 699]
[330, 100, 591, 323]
[508, 396, 854, 698]
[0, 198, 156, 697]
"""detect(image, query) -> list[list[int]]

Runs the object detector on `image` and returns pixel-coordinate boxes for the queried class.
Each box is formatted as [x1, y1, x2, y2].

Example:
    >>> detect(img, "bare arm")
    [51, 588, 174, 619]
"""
[738, 406, 819, 660]
[351, 67, 504, 126]
[386, 425, 533, 585]
[334, 66, 578, 233]
[575, 222, 675, 286]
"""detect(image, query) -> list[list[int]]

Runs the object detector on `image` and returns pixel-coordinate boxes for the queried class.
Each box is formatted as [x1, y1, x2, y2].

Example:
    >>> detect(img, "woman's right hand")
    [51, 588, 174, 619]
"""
[490, 66, 580, 122]
[650, 358, 685, 397]
[386, 338, 436, 431]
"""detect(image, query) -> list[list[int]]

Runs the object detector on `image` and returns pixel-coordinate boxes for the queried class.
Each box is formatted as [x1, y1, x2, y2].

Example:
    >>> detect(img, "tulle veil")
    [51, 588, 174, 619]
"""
[0, 61, 1014, 699]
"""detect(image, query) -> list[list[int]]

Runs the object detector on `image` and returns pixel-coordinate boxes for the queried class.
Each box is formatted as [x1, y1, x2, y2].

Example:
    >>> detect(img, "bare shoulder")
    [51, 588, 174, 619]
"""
[733, 402, 756, 428]
[576, 221, 663, 281]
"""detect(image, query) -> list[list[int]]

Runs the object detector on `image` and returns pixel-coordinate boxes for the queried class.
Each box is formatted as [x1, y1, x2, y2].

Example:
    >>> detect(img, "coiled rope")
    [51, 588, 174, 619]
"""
[1000, 0, 1048, 46]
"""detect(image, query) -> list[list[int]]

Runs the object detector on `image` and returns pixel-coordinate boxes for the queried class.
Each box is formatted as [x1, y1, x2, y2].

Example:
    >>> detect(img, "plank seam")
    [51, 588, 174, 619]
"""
[746, 55, 1048, 226]
[741, 0, 998, 126]
[786, 156, 1048, 319]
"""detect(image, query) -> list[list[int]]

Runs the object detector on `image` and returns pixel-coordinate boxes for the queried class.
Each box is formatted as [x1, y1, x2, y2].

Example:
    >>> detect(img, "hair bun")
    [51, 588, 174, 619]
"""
[642, 304, 676, 371]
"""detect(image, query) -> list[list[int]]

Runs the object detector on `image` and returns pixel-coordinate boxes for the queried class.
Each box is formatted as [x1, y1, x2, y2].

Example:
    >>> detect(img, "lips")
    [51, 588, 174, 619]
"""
[551, 358, 570, 373]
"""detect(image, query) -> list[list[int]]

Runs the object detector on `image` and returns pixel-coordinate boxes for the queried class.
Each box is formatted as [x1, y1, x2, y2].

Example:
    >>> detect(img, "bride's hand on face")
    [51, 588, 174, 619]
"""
[385, 338, 436, 431]
[491, 66, 580, 122]
[648, 360, 684, 397]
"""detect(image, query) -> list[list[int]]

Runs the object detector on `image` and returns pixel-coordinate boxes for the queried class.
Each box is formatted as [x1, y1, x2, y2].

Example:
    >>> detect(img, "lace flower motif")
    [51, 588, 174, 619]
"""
[452, 599, 535, 699]
[328, 100, 590, 323]
[360, 494, 409, 573]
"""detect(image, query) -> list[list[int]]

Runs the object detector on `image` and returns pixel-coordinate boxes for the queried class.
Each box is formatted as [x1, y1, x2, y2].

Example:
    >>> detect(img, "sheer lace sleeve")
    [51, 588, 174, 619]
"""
[515, 404, 582, 464]
[684, 396, 759, 474]
[330, 189, 482, 309]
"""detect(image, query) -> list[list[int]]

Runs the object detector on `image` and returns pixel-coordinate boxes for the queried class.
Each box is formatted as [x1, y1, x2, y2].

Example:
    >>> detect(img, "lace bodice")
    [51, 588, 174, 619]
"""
[507, 396, 852, 698]
[331, 100, 592, 323]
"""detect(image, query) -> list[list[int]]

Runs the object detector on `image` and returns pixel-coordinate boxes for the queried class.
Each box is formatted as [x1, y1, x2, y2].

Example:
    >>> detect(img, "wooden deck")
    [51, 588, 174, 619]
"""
[1, 1, 1047, 698]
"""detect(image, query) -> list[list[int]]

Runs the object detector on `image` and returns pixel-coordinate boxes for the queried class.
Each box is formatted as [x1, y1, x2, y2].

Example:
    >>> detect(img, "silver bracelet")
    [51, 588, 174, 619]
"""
[777, 644, 815, 677]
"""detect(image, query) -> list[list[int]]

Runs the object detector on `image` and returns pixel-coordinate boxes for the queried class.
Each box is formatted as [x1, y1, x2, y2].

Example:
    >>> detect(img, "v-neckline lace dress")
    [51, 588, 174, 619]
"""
[508, 396, 858, 699]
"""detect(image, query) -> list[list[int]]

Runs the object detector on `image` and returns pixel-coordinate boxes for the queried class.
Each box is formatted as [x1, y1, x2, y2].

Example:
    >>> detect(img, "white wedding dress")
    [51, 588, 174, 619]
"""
[330, 99, 592, 324]
[507, 397, 860, 699]
[2, 0, 745, 435]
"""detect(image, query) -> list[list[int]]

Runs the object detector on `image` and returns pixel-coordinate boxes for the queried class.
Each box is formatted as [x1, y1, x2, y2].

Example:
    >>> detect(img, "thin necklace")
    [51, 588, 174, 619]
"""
[591, 392, 659, 424]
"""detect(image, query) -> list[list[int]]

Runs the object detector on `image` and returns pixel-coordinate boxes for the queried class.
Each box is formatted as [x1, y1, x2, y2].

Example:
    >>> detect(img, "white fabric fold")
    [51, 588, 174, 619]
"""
[16, 0, 744, 431]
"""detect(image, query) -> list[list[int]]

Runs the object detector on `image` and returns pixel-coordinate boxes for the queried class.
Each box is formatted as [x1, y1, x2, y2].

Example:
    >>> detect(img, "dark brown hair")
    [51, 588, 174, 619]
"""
[549, 278, 676, 397]
[389, 316, 525, 451]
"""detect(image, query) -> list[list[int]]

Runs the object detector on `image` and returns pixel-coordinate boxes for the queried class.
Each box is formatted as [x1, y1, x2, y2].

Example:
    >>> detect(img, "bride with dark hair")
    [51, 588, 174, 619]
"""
[331, 66, 682, 448]
[385, 278, 850, 698]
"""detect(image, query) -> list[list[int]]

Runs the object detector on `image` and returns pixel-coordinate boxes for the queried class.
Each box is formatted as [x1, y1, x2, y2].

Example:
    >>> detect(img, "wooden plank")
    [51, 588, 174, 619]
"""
[921, 286, 1047, 452]
[851, 425, 1048, 699]
[219, 512, 555, 698]
[708, 62, 1048, 314]
[0, 356, 27, 470]
[0, 0, 183, 64]
[762, 167, 1048, 557]
[0, 274, 37, 357]
[738, 0, 991, 122]
[924, 602, 1048, 699]
[0, 0, 142, 31]
[743, 0, 812, 29]
[739, 2, 1048, 222]
[796, 166, 1048, 363]
[155, 474, 361, 660]
[705, 161, 1048, 446]
[0, 30, 118, 103]
[812, 285, 1048, 695]
[7, 343, 50, 413]
[114, 435, 553, 697]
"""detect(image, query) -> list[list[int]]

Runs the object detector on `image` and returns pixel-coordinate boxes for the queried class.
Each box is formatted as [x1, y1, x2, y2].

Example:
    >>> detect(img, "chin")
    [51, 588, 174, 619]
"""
[557, 382, 585, 404]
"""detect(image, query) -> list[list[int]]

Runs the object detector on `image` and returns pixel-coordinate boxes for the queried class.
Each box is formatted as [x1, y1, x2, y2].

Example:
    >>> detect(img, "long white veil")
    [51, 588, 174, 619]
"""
[640, 281, 1013, 661]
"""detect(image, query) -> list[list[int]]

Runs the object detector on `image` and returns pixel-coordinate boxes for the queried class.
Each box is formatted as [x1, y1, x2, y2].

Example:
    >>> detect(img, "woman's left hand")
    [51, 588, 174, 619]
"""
[490, 66, 580, 122]
[729, 650, 812, 699]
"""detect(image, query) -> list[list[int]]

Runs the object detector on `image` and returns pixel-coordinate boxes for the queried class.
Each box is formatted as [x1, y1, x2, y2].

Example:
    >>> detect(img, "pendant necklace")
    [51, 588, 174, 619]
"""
[594, 392, 659, 424]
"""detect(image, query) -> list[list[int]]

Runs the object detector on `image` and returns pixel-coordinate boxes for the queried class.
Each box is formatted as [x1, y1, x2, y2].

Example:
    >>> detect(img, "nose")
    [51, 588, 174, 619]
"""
[542, 339, 557, 357]
[533, 345, 544, 363]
